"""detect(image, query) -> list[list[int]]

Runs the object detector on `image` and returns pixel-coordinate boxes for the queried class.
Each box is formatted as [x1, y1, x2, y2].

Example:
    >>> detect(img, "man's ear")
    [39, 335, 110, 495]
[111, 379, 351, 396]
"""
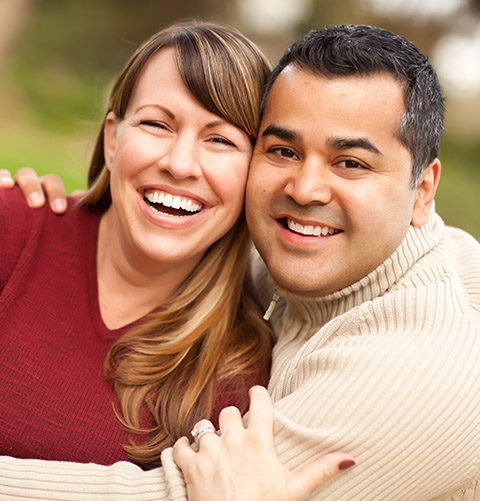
[411, 158, 441, 227]
[104, 111, 118, 171]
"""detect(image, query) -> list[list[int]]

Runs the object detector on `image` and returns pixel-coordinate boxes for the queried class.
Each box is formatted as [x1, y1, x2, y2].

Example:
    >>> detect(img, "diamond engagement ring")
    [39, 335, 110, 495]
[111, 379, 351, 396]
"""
[191, 425, 216, 445]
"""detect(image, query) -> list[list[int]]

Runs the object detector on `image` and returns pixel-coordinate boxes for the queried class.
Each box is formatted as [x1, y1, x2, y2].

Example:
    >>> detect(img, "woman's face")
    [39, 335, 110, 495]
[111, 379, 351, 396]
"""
[104, 48, 252, 273]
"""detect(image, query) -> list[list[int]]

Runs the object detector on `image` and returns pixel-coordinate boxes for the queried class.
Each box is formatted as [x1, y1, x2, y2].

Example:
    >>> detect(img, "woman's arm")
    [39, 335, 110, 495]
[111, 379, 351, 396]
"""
[0, 388, 353, 501]
[173, 386, 354, 501]
[0, 167, 68, 213]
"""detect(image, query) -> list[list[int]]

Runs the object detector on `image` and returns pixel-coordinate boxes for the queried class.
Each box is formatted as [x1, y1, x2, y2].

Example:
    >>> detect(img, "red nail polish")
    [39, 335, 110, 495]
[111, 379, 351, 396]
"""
[339, 459, 356, 470]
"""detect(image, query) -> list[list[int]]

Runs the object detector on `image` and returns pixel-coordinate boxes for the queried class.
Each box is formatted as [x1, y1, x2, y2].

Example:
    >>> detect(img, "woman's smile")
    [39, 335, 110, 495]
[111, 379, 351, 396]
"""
[103, 48, 251, 267]
[143, 189, 203, 217]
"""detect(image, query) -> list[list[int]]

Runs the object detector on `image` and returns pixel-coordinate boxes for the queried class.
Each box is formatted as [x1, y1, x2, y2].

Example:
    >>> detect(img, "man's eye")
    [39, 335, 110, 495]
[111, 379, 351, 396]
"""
[271, 147, 297, 159]
[337, 159, 365, 169]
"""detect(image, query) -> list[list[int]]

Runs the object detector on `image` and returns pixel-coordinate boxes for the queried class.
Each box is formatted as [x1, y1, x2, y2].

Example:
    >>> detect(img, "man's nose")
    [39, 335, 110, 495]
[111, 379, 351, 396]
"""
[283, 159, 333, 206]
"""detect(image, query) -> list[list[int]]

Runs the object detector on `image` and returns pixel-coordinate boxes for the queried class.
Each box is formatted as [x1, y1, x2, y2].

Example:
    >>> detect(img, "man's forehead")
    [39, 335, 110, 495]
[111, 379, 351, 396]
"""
[260, 68, 405, 137]
[265, 66, 403, 100]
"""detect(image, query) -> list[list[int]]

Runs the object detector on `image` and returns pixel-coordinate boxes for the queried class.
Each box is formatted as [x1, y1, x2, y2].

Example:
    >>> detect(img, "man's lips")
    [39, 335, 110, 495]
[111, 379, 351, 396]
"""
[280, 217, 342, 237]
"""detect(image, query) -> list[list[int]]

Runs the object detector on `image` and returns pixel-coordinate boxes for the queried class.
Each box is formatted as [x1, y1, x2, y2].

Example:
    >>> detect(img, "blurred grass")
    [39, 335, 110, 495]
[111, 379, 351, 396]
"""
[0, 121, 92, 194]
[436, 139, 480, 240]
[1, 0, 477, 241]
[0, 58, 102, 194]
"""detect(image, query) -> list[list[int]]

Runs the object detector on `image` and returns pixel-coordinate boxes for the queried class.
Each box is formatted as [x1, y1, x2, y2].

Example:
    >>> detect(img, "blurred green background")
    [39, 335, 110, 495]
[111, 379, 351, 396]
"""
[0, 0, 479, 239]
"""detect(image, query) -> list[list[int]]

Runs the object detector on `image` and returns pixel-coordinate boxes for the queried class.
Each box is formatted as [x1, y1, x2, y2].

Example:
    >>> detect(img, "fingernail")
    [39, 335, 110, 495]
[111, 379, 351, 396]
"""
[339, 459, 356, 470]
[52, 199, 67, 213]
[0, 177, 14, 187]
[28, 192, 43, 207]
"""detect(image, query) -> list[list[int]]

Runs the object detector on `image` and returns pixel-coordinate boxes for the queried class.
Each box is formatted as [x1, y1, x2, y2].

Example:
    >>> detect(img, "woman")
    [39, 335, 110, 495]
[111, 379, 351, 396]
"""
[0, 19, 272, 467]
[0, 20, 353, 500]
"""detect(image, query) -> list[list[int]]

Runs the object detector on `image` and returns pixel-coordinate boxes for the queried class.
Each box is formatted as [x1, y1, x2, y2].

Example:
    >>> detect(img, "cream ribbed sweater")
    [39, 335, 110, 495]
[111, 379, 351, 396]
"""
[1, 211, 480, 500]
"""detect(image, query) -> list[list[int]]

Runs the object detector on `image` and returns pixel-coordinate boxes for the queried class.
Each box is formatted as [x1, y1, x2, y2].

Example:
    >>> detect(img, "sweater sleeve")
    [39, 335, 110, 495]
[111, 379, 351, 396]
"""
[267, 304, 480, 500]
[0, 449, 187, 500]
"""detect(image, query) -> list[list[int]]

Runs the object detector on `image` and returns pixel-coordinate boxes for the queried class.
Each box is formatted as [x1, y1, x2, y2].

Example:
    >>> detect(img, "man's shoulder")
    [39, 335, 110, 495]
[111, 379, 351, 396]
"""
[444, 224, 480, 311]
[445, 224, 480, 251]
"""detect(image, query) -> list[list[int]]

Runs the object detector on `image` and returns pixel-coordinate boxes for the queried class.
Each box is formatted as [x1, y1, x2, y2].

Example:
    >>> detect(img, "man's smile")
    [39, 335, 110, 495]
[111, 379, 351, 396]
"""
[285, 217, 341, 237]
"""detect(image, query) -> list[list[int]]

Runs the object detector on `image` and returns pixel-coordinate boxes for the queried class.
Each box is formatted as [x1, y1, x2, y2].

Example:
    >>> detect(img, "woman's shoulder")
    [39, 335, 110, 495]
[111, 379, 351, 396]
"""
[0, 188, 91, 272]
[0, 186, 43, 247]
[0, 185, 41, 217]
[0, 187, 45, 292]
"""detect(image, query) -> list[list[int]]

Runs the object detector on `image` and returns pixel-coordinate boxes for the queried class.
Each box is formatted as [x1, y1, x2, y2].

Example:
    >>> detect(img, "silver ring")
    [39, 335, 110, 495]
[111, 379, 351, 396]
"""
[191, 425, 216, 444]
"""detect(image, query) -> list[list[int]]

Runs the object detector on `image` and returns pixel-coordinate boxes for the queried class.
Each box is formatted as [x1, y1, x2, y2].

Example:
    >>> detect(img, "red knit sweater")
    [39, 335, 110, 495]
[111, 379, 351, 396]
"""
[0, 188, 267, 466]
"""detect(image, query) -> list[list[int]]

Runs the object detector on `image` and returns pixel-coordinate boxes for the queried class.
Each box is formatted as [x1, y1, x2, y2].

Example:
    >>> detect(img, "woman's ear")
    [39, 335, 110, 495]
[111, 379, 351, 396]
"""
[104, 111, 118, 171]
[411, 158, 441, 227]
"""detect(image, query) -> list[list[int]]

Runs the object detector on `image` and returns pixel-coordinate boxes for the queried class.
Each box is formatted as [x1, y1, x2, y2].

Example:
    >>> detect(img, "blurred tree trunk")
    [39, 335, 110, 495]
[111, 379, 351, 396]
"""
[0, 0, 38, 69]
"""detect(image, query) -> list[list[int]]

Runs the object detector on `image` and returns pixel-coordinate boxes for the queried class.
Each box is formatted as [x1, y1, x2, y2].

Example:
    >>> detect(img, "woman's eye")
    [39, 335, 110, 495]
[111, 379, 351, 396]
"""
[140, 120, 167, 130]
[211, 136, 235, 147]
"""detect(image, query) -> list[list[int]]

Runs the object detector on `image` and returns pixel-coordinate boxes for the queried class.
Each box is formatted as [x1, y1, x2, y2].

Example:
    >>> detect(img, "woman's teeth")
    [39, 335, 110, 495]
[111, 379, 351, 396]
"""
[287, 218, 339, 236]
[144, 190, 203, 215]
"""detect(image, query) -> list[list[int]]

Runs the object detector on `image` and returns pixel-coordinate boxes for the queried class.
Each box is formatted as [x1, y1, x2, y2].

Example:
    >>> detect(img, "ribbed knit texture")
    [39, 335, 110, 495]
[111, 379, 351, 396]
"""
[0, 203, 479, 500]
[252, 209, 480, 500]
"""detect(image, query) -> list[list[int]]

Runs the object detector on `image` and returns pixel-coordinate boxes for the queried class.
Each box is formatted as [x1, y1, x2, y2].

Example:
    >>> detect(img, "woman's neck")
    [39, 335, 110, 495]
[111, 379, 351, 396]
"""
[96, 210, 202, 330]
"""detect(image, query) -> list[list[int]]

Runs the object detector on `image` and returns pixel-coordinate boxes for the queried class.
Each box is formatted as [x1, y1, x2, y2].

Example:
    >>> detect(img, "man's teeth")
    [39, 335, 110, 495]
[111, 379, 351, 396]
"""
[287, 219, 339, 236]
[144, 190, 203, 213]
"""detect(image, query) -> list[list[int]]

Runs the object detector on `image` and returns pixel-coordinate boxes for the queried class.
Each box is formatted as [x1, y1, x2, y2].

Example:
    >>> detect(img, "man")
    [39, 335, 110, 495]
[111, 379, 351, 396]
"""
[242, 24, 480, 499]
[1, 24, 480, 501]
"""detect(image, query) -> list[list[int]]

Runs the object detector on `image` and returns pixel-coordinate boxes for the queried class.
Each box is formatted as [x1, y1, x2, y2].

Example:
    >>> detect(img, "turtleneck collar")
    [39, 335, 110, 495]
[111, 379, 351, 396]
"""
[268, 210, 444, 341]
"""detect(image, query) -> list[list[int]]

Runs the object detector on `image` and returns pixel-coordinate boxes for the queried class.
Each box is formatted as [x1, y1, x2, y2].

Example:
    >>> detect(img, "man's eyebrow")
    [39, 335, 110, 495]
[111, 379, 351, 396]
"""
[261, 124, 301, 142]
[328, 136, 383, 155]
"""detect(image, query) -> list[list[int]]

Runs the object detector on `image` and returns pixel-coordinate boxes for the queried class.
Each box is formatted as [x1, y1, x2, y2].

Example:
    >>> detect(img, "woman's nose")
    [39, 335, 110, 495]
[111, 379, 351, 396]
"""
[158, 135, 202, 179]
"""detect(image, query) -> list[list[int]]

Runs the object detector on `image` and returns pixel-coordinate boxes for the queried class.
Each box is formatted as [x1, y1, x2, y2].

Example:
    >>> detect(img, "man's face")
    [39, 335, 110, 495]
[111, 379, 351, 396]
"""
[246, 67, 435, 297]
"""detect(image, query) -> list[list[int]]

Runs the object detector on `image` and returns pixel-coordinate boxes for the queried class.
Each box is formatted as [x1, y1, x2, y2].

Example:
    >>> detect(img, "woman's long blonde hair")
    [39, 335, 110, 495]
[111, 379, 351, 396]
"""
[81, 21, 273, 468]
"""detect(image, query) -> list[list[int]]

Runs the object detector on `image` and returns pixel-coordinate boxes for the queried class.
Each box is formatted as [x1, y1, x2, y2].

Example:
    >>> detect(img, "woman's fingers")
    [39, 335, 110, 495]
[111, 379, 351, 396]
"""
[172, 436, 197, 470]
[218, 405, 244, 434]
[173, 390, 356, 501]
[288, 453, 356, 500]
[190, 419, 217, 447]
[245, 385, 273, 434]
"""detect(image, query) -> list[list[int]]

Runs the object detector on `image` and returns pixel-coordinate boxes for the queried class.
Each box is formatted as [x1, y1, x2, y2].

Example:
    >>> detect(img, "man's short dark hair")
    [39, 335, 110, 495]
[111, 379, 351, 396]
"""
[262, 25, 445, 188]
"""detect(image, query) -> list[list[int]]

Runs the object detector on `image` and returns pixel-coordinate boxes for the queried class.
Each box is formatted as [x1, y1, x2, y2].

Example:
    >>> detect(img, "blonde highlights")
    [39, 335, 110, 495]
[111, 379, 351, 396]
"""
[81, 21, 273, 468]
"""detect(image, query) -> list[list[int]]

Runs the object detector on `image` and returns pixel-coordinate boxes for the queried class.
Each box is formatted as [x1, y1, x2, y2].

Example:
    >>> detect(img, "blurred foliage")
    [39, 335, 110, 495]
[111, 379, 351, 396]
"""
[5, 0, 233, 132]
[436, 137, 480, 237]
[0, 0, 478, 240]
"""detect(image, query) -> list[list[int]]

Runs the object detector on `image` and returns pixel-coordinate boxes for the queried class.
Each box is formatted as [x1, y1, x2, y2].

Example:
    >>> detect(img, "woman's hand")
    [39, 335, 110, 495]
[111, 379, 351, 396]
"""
[0, 167, 69, 214]
[173, 386, 355, 501]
